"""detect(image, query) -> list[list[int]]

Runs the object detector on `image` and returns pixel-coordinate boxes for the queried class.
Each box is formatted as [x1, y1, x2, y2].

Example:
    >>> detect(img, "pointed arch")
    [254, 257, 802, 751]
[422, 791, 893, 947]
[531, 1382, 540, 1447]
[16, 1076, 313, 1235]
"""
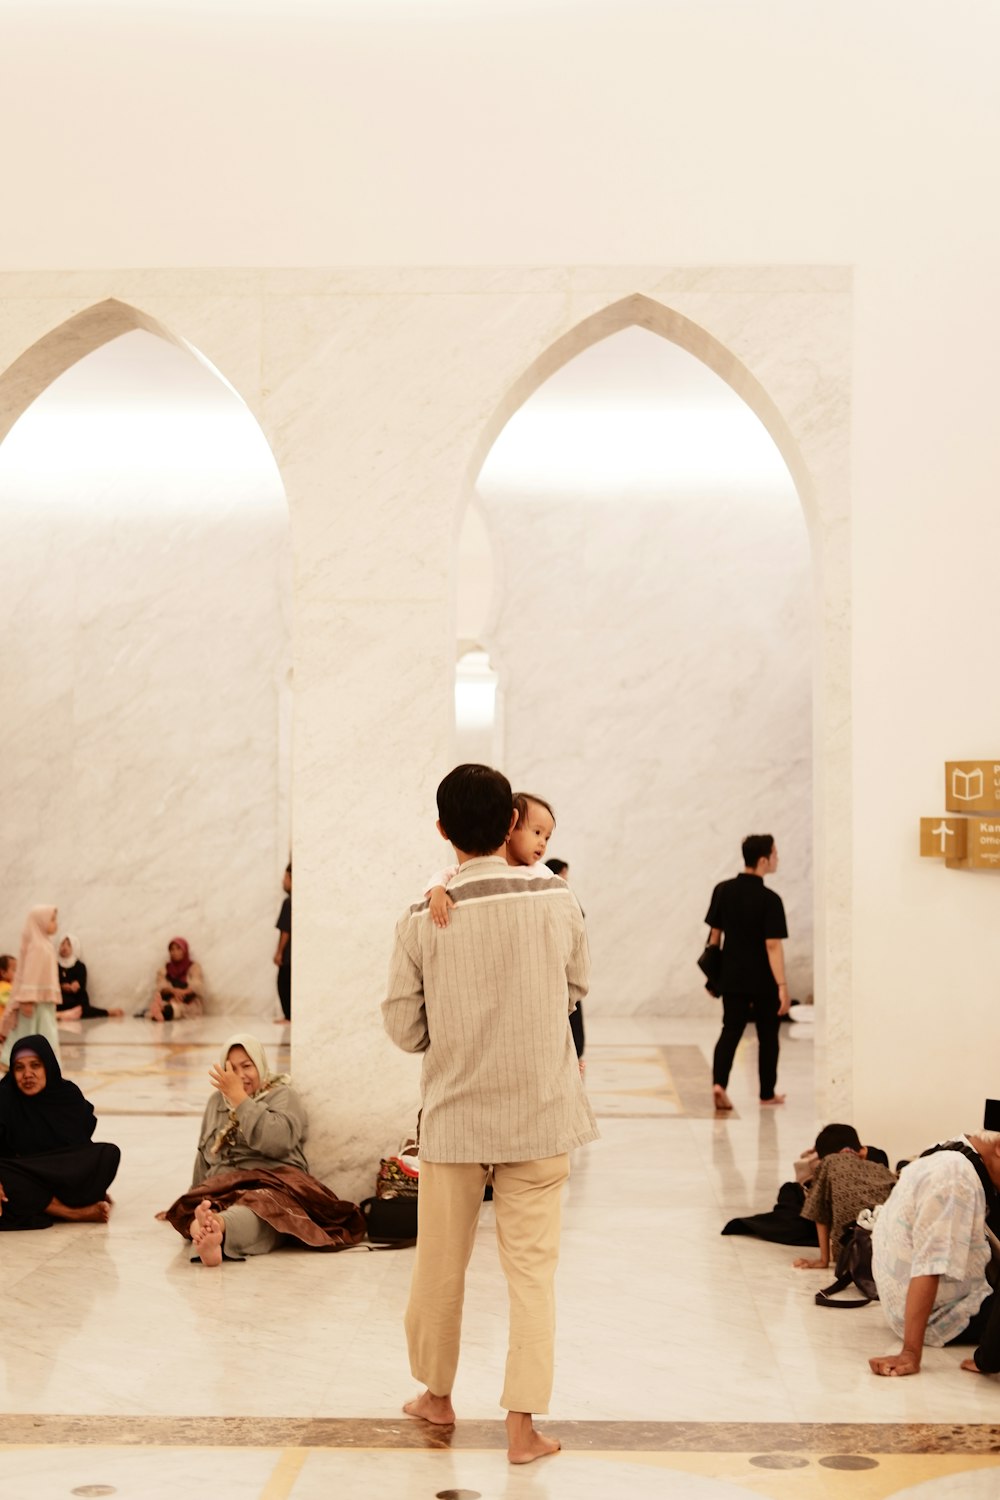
[0, 297, 260, 448]
[462, 292, 816, 535]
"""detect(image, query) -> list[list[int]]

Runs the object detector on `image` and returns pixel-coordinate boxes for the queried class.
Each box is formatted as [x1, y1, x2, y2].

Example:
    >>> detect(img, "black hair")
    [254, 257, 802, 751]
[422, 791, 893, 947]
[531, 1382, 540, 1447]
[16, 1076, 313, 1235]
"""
[815, 1123, 862, 1158]
[0, 954, 13, 975]
[742, 833, 775, 868]
[545, 858, 568, 877]
[513, 791, 556, 828]
[436, 764, 513, 856]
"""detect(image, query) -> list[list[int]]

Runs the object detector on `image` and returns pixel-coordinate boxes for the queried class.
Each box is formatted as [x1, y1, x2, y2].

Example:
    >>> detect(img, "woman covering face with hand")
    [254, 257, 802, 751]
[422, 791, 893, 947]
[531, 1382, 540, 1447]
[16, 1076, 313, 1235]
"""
[158, 1033, 364, 1265]
[0, 1035, 120, 1230]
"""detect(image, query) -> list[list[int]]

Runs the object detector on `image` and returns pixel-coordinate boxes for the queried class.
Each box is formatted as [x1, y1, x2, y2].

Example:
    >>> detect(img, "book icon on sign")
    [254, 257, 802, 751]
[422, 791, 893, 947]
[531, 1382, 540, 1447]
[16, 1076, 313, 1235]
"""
[952, 768, 984, 802]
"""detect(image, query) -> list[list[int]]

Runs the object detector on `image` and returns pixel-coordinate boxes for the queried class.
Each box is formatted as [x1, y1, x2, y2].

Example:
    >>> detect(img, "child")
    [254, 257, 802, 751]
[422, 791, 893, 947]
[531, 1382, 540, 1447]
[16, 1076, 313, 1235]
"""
[274, 862, 292, 1024]
[0, 955, 14, 1012]
[428, 791, 555, 927]
[426, 792, 585, 1076]
[0, 907, 62, 1068]
[793, 1123, 896, 1271]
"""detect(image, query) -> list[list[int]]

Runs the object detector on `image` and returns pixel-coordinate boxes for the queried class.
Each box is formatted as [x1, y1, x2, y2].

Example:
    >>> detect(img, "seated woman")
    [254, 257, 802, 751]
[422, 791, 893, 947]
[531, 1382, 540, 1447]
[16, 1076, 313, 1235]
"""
[148, 937, 205, 1023]
[57, 935, 124, 1021]
[0, 1035, 120, 1230]
[158, 1033, 364, 1264]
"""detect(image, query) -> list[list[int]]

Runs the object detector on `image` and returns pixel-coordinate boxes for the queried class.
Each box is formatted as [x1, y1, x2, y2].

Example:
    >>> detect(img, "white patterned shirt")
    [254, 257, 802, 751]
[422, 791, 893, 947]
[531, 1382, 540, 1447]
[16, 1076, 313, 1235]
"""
[872, 1147, 991, 1345]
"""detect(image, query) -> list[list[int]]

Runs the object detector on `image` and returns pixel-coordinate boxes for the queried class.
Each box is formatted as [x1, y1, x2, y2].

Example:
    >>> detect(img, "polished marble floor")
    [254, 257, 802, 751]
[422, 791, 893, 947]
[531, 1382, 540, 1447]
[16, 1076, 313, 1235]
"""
[2, 1013, 997, 1498]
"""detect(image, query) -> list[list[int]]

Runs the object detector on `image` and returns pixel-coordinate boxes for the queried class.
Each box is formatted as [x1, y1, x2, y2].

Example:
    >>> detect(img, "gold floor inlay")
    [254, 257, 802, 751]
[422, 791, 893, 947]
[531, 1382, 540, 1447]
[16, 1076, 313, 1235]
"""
[4, 1417, 1000, 1454]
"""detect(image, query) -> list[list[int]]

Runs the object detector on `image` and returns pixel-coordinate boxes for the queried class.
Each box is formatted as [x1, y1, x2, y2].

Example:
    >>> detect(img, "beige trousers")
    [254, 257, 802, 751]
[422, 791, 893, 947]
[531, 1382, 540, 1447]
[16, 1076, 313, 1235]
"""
[405, 1154, 570, 1413]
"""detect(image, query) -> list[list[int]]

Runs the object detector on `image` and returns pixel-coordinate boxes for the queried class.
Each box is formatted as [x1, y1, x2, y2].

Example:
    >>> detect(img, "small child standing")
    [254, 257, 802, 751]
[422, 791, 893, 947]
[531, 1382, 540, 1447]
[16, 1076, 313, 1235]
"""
[0, 906, 62, 1068]
[0, 955, 15, 1012]
[274, 863, 292, 1024]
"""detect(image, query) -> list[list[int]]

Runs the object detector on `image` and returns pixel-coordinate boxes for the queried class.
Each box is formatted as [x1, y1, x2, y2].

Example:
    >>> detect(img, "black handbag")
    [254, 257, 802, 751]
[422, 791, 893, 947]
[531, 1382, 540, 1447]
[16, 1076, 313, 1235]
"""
[815, 1222, 878, 1308]
[697, 942, 723, 998]
[361, 1194, 417, 1244]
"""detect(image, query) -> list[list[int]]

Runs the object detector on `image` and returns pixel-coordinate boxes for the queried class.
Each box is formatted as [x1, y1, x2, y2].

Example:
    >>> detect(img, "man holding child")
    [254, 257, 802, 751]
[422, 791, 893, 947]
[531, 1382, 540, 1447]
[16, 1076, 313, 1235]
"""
[383, 763, 596, 1464]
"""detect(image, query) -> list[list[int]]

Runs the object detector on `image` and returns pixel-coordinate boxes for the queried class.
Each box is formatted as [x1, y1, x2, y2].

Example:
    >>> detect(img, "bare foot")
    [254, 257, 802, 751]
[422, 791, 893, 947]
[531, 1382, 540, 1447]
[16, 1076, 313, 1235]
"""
[506, 1411, 560, 1464]
[402, 1389, 455, 1425]
[58, 1006, 83, 1022]
[190, 1199, 224, 1266]
[760, 1093, 786, 1107]
[49, 1199, 110, 1223]
[960, 1358, 992, 1375]
[712, 1084, 733, 1110]
[273, 1017, 291, 1025]
[109, 1008, 125, 1018]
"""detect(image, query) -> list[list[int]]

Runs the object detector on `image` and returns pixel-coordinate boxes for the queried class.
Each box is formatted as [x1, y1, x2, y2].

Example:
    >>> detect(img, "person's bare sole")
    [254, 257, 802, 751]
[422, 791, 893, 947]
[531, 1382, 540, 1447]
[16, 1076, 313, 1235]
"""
[712, 1085, 733, 1110]
[760, 1094, 786, 1107]
[402, 1391, 455, 1425]
[507, 1432, 561, 1464]
[191, 1199, 224, 1266]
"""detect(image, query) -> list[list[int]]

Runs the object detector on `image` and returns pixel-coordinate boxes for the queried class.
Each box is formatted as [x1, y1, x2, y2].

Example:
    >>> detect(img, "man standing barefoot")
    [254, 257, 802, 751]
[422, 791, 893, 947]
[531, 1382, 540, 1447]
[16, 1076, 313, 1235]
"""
[384, 764, 596, 1464]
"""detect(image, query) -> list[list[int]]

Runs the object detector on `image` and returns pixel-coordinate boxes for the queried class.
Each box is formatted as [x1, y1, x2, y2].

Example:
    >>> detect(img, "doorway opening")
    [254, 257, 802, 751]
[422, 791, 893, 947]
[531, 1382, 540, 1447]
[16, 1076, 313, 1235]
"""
[456, 322, 812, 1016]
[0, 314, 291, 1014]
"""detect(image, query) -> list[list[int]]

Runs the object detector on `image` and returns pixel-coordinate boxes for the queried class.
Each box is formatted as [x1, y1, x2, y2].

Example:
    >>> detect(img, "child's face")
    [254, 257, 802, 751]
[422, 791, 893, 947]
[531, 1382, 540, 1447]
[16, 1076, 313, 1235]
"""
[59, 938, 72, 960]
[0, 959, 13, 982]
[283, 869, 292, 894]
[47, 910, 58, 935]
[507, 801, 555, 866]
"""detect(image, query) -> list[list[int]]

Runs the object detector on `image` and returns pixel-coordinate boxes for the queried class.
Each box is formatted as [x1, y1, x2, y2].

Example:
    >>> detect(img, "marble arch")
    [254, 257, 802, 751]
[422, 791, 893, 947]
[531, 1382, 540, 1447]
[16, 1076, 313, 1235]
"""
[0, 291, 291, 1018]
[455, 284, 849, 1116]
[0, 297, 242, 440]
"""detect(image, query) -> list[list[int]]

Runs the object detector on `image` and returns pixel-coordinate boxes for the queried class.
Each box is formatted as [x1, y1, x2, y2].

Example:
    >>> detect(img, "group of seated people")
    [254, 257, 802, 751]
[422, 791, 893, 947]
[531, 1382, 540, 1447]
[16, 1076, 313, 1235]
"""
[0, 1030, 365, 1262]
[723, 1109, 1000, 1379]
[0, 931, 209, 1032]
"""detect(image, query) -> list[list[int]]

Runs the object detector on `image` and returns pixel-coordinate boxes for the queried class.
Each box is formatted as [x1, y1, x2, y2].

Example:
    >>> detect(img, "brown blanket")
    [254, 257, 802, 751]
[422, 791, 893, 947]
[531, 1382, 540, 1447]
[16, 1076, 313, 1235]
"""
[160, 1165, 366, 1250]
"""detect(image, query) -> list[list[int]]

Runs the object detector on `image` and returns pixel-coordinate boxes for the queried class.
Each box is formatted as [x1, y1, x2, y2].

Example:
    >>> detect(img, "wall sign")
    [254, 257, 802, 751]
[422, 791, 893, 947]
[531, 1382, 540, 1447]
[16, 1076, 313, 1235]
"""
[921, 761, 1000, 870]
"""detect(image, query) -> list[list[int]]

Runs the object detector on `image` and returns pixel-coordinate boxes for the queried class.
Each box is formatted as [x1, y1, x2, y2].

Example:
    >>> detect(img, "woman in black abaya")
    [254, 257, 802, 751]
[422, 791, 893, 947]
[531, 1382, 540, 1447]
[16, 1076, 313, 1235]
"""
[0, 1035, 120, 1229]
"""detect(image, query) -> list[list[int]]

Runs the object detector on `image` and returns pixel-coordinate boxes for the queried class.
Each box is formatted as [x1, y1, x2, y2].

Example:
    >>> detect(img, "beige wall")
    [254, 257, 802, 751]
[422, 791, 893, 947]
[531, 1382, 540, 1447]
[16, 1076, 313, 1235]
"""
[2, 1, 999, 1174]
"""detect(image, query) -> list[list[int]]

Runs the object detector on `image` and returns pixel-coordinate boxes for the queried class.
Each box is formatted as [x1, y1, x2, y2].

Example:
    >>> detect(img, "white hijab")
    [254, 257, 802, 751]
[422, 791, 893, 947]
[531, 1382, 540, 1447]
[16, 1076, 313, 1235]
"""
[219, 1032, 290, 1095]
[58, 934, 82, 969]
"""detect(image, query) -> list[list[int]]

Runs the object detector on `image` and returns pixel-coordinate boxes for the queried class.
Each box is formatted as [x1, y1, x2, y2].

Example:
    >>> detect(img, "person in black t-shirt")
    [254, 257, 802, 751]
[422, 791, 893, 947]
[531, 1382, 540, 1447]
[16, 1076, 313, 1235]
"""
[274, 863, 292, 1024]
[704, 834, 789, 1110]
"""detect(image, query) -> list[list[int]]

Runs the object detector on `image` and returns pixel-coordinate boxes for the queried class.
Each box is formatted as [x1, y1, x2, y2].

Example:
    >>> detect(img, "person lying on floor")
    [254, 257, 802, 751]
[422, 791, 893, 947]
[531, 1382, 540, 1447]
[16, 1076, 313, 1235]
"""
[793, 1123, 897, 1270]
[157, 1032, 364, 1264]
[721, 1122, 889, 1246]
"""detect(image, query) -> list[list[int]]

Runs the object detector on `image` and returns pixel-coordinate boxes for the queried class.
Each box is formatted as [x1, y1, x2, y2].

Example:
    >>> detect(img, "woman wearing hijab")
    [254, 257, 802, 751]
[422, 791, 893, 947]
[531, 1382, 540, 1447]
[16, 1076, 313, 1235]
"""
[0, 1035, 120, 1230]
[148, 937, 205, 1023]
[57, 935, 124, 1021]
[158, 1033, 364, 1264]
[0, 906, 62, 1068]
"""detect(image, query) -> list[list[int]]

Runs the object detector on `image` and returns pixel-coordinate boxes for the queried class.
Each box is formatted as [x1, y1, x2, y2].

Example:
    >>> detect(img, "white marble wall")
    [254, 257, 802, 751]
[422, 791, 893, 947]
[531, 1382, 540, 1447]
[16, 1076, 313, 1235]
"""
[0, 329, 291, 1013]
[475, 479, 812, 1016]
[0, 271, 850, 1197]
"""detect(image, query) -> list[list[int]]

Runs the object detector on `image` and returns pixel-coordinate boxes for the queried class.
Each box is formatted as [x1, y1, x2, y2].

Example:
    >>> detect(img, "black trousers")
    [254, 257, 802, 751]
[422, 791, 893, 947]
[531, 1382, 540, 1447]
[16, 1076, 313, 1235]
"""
[277, 964, 291, 1020]
[712, 991, 781, 1100]
[947, 1290, 1000, 1372]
